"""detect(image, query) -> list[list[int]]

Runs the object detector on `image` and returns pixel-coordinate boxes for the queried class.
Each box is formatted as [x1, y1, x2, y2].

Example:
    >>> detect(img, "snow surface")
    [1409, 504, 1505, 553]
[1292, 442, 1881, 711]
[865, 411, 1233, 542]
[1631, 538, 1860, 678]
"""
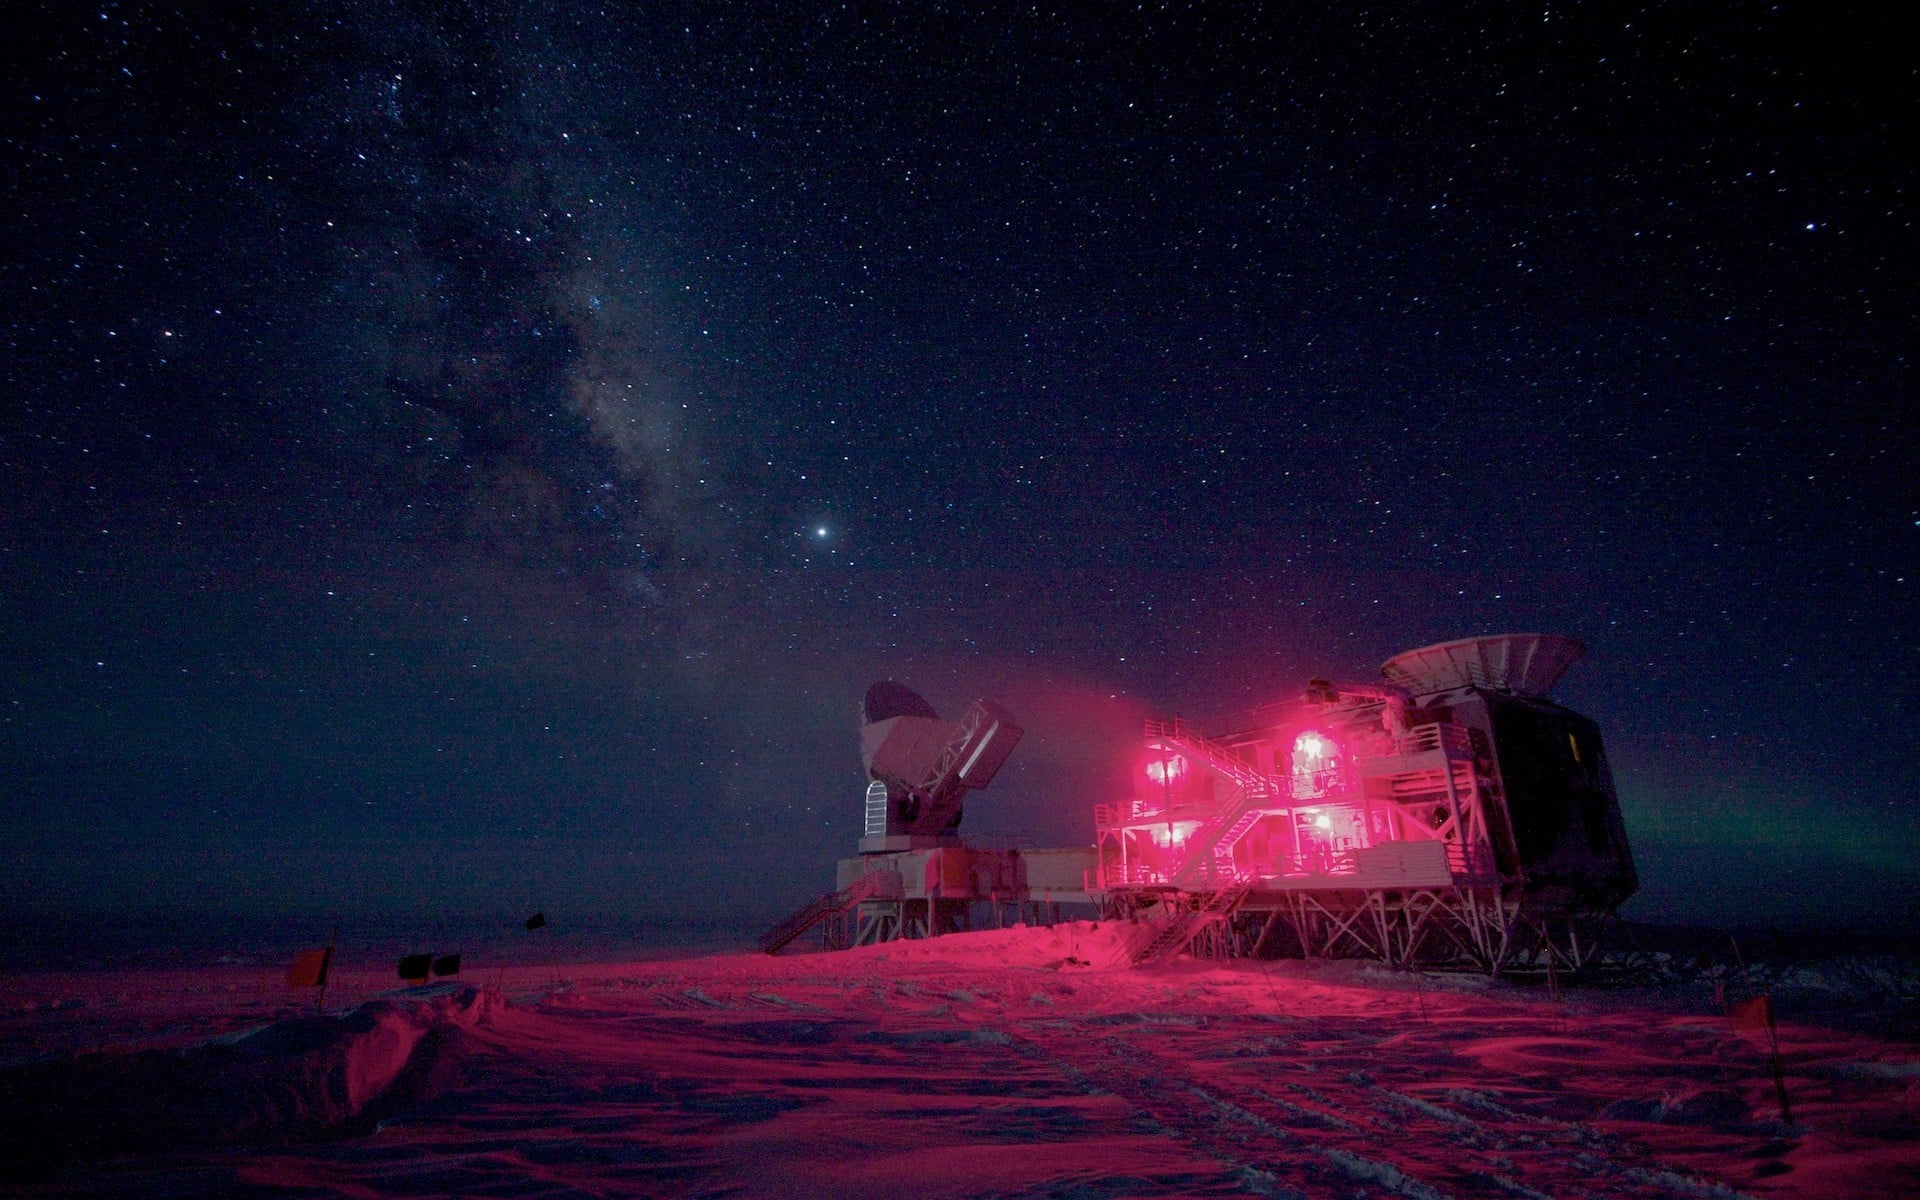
[2, 922, 1916, 1197]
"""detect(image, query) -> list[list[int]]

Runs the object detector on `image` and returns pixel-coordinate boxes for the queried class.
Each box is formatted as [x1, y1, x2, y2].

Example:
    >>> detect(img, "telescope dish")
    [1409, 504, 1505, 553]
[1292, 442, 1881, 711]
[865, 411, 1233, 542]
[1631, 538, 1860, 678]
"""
[863, 680, 940, 724]
[1380, 633, 1585, 699]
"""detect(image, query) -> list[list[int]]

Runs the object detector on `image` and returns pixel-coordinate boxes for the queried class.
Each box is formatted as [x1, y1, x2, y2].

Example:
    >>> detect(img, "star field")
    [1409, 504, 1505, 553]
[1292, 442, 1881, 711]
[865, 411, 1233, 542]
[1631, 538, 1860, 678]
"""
[2, 2, 1914, 945]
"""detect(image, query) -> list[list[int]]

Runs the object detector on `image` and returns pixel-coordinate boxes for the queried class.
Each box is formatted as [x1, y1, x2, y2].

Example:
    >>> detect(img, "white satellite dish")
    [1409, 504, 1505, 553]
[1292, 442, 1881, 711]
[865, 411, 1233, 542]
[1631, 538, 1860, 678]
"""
[1379, 633, 1586, 698]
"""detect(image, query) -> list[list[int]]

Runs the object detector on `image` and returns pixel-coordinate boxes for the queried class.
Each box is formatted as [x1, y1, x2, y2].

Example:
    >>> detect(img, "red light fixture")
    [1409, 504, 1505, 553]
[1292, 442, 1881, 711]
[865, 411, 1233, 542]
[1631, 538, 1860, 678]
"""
[1145, 754, 1188, 784]
[1290, 730, 1342, 799]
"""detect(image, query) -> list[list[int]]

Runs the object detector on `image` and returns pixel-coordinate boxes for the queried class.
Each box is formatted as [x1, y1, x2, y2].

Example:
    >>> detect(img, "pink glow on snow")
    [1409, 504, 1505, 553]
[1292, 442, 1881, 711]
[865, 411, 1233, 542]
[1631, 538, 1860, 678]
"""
[1, 930, 1915, 1197]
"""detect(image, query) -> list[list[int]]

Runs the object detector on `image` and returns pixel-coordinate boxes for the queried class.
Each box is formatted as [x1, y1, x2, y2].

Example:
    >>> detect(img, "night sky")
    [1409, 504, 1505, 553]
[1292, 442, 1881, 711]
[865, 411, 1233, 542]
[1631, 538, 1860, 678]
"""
[3, 2, 1914, 949]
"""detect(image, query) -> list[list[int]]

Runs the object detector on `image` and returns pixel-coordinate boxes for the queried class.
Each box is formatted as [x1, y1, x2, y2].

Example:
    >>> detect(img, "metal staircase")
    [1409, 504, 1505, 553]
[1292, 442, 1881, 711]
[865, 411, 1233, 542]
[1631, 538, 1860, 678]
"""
[1146, 718, 1267, 790]
[1145, 718, 1277, 887]
[1124, 877, 1257, 965]
[760, 871, 891, 954]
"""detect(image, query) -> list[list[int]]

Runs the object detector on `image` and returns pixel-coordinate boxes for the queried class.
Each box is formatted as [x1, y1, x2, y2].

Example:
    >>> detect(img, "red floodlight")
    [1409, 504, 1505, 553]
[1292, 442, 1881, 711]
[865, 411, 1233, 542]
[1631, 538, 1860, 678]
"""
[1149, 821, 1200, 846]
[1145, 754, 1188, 784]
[1290, 730, 1342, 800]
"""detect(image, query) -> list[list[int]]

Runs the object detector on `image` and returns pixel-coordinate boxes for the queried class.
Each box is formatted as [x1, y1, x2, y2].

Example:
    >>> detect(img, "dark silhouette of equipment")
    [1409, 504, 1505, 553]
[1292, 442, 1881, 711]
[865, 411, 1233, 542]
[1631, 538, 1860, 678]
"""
[760, 681, 1080, 954]
[857, 681, 1024, 847]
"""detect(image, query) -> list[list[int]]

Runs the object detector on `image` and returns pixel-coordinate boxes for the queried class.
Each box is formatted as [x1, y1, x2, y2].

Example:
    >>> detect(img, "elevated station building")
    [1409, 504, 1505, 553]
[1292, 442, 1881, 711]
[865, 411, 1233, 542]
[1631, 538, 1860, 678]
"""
[765, 633, 1637, 974]
[1094, 633, 1637, 971]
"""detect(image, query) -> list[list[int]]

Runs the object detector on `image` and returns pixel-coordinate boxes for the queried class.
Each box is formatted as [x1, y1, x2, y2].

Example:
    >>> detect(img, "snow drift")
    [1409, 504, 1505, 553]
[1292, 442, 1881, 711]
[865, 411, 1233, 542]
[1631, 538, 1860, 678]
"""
[3, 927, 1917, 1197]
[0, 984, 493, 1183]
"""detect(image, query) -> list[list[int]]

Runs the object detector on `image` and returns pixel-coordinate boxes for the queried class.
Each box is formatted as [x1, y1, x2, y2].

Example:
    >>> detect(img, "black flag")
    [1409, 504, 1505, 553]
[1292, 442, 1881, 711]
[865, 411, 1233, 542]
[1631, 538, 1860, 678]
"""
[524, 912, 547, 931]
[398, 953, 433, 982]
[432, 953, 461, 977]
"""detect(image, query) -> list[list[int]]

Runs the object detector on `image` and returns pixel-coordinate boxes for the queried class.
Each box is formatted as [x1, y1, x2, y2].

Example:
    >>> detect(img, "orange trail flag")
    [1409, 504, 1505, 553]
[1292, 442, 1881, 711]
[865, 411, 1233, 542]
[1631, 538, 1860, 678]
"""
[1729, 991, 1793, 1122]
[286, 947, 332, 990]
[1729, 993, 1774, 1035]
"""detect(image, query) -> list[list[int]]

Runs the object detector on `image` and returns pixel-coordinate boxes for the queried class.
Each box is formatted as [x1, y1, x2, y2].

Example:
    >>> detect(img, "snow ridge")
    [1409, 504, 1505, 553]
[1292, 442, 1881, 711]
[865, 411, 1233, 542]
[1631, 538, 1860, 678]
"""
[0, 986, 493, 1183]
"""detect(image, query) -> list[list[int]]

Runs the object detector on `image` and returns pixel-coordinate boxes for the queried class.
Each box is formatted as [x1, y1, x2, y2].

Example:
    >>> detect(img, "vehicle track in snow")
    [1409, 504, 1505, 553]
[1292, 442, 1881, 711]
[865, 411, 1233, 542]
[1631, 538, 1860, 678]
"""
[608, 965, 1776, 1199]
[1007, 1017, 1762, 1200]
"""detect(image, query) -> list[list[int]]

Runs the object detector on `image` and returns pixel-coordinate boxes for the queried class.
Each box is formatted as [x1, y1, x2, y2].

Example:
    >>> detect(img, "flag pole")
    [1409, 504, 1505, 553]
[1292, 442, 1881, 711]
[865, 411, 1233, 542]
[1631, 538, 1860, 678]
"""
[1728, 934, 1754, 997]
[1730, 935, 1792, 1124]
[318, 928, 337, 1017]
[1546, 939, 1567, 1034]
[1765, 1007, 1793, 1125]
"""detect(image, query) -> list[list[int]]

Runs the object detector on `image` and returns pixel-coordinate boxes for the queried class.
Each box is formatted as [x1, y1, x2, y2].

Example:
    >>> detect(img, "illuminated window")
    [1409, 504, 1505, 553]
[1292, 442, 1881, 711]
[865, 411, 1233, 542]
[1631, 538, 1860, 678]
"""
[1290, 731, 1342, 799]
